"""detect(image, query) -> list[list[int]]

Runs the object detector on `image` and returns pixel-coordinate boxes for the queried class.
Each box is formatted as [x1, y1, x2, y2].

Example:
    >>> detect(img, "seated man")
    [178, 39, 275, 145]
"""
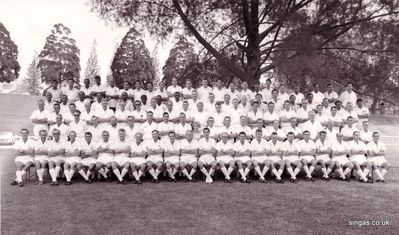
[315, 131, 335, 180]
[179, 130, 199, 182]
[349, 131, 372, 183]
[234, 132, 252, 183]
[64, 131, 82, 185]
[128, 132, 146, 184]
[11, 129, 35, 187]
[96, 130, 114, 182]
[145, 130, 164, 183]
[33, 130, 50, 185]
[76, 132, 97, 184]
[267, 132, 285, 183]
[47, 129, 67, 186]
[250, 129, 269, 183]
[298, 131, 317, 181]
[282, 132, 302, 183]
[216, 132, 235, 183]
[367, 131, 389, 183]
[198, 128, 217, 183]
[331, 132, 353, 181]
[163, 131, 181, 182]
[112, 129, 133, 184]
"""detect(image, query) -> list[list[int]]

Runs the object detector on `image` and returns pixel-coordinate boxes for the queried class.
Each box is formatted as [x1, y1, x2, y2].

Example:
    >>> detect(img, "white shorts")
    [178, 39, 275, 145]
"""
[164, 156, 180, 165]
[268, 156, 282, 163]
[300, 155, 315, 162]
[282, 156, 299, 162]
[180, 155, 197, 165]
[34, 155, 49, 163]
[316, 154, 331, 162]
[130, 157, 147, 166]
[332, 155, 350, 166]
[65, 156, 82, 164]
[113, 155, 131, 166]
[216, 155, 234, 163]
[198, 154, 215, 165]
[80, 157, 96, 166]
[251, 156, 268, 163]
[235, 156, 251, 163]
[349, 155, 367, 165]
[97, 154, 114, 164]
[147, 155, 163, 163]
[49, 156, 65, 163]
[15, 155, 34, 164]
[368, 156, 387, 167]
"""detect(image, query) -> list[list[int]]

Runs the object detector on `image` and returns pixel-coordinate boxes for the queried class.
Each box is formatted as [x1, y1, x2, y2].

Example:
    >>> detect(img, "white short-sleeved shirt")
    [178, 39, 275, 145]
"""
[216, 140, 234, 156]
[49, 124, 70, 140]
[105, 86, 120, 108]
[60, 103, 70, 115]
[193, 111, 210, 128]
[64, 140, 82, 156]
[119, 88, 134, 97]
[278, 109, 296, 126]
[247, 110, 264, 121]
[80, 87, 93, 102]
[330, 141, 349, 154]
[69, 120, 88, 139]
[91, 84, 107, 94]
[283, 126, 302, 137]
[312, 91, 325, 104]
[296, 108, 310, 121]
[47, 88, 62, 102]
[14, 139, 35, 153]
[261, 88, 273, 102]
[180, 139, 199, 157]
[81, 141, 98, 156]
[355, 107, 369, 120]
[198, 138, 216, 151]
[125, 125, 144, 141]
[232, 125, 253, 136]
[33, 139, 50, 153]
[281, 141, 300, 154]
[315, 113, 329, 125]
[341, 126, 359, 138]
[197, 87, 213, 101]
[105, 126, 119, 141]
[291, 92, 305, 104]
[129, 141, 146, 156]
[213, 112, 226, 127]
[182, 87, 194, 97]
[265, 127, 286, 139]
[366, 141, 386, 154]
[167, 85, 182, 95]
[132, 89, 148, 102]
[97, 139, 114, 157]
[175, 123, 192, 137]
[115, 110, 131, 123]
[90, 101, 102, 113]
[268, 141, 283, 154]
[145, 139, 163, 157]
[95, 108, 115, 122]
[225, 90, 240, 101]
[146, 106, 163, 120]
[339, 91, 357, 106]
[239, 89, 254, 102]
[278, 93, 290, 103]
[217, 125, 236, 137]
[298, 139, 316, 154]
[47, 139, 67, 153]
[62, 87, 79, 103]
[263, 111, 279, 124]
[250, 138, 268, 152]
[360, 130, 373, 143]
[30, 109, 50, 126]
[213, 87, 227, 102]
[349, 140, 367, 154]
[75, 100, 88, 113]
[324, 91, 338, 101]
[162, 140, 180, 153]
[44, 100, 55, 112]
[325, 128, 338, 142]
[140, 121, 158, 140]
[157, 122, 176, 134]
[315, 139, 331, 153]
[86, 126, 104, 143]
[301, 120, 323, 139]
[233, 141, 251, 155]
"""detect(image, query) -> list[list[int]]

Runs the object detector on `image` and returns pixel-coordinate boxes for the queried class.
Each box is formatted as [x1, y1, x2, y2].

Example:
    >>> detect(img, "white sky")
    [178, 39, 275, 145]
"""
[0, 0, 174, 83]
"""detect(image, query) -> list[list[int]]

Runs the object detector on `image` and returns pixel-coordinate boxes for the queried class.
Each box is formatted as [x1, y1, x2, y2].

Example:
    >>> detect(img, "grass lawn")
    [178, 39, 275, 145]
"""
[1, 93, 399, 234]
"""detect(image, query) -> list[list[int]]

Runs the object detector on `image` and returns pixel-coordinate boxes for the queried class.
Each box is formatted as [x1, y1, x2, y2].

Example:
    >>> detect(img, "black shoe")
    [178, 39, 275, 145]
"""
[224, 179, 230, 183]
[50, 181, 58, 186]
[85, 179, 92, 184]
[367, 177, 374, 184]
[132, 180, 137, 184]
[99, 177, 105, 182]
[275, 179, 284, 184]
[10, 180, 18, 186]
[120, 180, 126, 185]
[381, 179, 387, 183]
[376, 179, 381, 183]
[155, 179, 159, 184]
[106, 177, 112, 183]
[64, 181, 72, 185]
[192, 178, 197, 183]
[245, 179, 251, 184]
[136, 180, 142, 185]
[344, 177, 351, 182]
[18, 182, 24, 187]
[171, 178, 177, 183]
[309, 177, 315, 182]
[240, 179, 245, 183]
[359, 178, 367, 183]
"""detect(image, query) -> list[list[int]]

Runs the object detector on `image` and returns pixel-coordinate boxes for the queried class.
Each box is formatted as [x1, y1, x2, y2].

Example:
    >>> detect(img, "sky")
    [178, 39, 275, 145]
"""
[0, 0, 174, 83]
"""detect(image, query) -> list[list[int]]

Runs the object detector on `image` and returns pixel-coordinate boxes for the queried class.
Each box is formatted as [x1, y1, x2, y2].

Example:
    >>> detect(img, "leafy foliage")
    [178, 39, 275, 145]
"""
[83, 39, 100, 85]
[16, 52, 42, 95]
[0, 22, 20, 83]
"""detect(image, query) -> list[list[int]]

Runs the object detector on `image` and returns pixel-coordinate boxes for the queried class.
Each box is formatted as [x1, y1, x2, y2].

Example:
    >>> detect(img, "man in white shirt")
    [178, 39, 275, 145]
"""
[296, 99, 311, 129]
[179, 130, 199, 182]
[145, 130, 164, 183]
[120, 81, 134, 100]
[341, 116, 359, 141]
[47, 128, 67, 185]
[239, 81, 254, 102]
[213, 79, 227, 102]
[166, 78, 183, 97]
[282, 132, 302, 183]
[260, 79, 272, 102]
[63, 130, 82, 185]
[291, 86, 304, 106]
[279, 100, 296, 130]
[49, 114, 70, 140]
[298, 130, 317, 181]
[30, 100, 49, 139]
[76, 132, 97, 184]
[111, 128, 133, 184]
[125, 115, 143, 141]
[283, 117, 303, 140]
[197, 79, 213, 101]
[315, 131, 334, 180]
[141, 111, 159, 140]
[355, 99, 370, 128]
[114, 101, 131, 129]
[182, 79, 194, 99]
[215, 132, 235, 183]
[33, 129, 50, 184]
[267, 132, 285, 183]
[86, 116, 103, 143]
[225, 83, 240, 101]
[198, 128, 217, 183]
[131, 100, 147, 124]
[117, 92, 134, 112]
[339, 83, 358, 108]
[90, 75, 106, 97]
[11, 129, 35, 187]
[278, 84, 290, 103]
[80, 78, 93, 102]
[105, 80, 120, 112]
[349, 131, 372, 183]
[250, 129, 270, 183]
[62, 78, 79, 103]
[301, 111, 323, 141]
[324, 83, 338, 104]
[311, 83, 325, 105]
[96, 99, 115, 129]
[234, 132, 252, 183]
[75, 91, 88, 113]
[359, 120, 373, 143]
[44, 79, 62, 102]
[247, 101, 264, 126]
[264, 102, 279, 127]
[69, 110, 88, 140]
[367, 131, 389, 183]
[163, 131, 181, 182]
[128, 131, 146, 184]
[331, 132, 353, 181]
[96, 130, 114, 181]
[315, 105, 329, 127]
[328, 106, 344, 131]
[44, 92, 55, 113]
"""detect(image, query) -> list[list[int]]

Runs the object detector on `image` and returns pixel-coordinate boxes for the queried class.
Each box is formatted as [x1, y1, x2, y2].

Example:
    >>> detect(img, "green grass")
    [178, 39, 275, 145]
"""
[1, 94, 399, 234]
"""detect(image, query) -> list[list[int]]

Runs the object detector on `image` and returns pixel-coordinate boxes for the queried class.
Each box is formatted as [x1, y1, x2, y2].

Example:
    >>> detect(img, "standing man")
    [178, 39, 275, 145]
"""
[339, 82, 357, 107]
[62, 78, 79, 103]
[30, 100, 49, 139]
[43, 79, 62, 102]
[105, 80, 120, 112]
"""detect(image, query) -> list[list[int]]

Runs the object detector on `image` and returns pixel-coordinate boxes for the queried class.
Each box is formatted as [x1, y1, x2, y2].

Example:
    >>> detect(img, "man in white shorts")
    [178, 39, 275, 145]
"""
[76, 132, 97, 184]
[49, 114, 70, 140]
[64, 131, 82, 185]
[163, 131, 181, 182]
[315, 131, 335, 180]
[11, 129, 35, 187]
[96, 130, 114, 182]
[367, 131, 389, 183]
[267, 132, 285, 183]
[298, 131, 317, 181]
[250, 129, 270, 183]
[331, 132, 353, 181]
[47, 129, 67, 185]
[111, 129, 132, 184]
[145, 130, 164, 183]
[179, 130, 199, 182]
[282, 132, 302, 183]
[33, 129, 50, 185]
[128, 132, 146, 184]
[234, 132, 252, 183]
[216, 132, 235, 183]
[198, 128, 217, 183]
[349, 131, 372, 183]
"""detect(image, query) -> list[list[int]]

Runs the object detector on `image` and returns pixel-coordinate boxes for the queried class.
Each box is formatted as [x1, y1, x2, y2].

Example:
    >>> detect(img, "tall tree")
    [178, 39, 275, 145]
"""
[111, 27, 155, 88]
[38, 23, 81, 85]
[16, 52, 42, 95]
[0, 22, 20, 83]
[90, 0, 399, 86]
[84, 39, 100, 85]
[162, 37, 196, 87]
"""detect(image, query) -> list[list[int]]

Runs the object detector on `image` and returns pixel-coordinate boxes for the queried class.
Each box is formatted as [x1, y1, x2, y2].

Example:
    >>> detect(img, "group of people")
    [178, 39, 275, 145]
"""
[11, 76, 390, 186]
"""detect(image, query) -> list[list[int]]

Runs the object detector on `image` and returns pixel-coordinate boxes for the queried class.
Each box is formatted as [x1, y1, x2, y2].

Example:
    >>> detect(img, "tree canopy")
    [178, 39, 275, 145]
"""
[0, 22, 20, 83]
[84, 39, 101, 85]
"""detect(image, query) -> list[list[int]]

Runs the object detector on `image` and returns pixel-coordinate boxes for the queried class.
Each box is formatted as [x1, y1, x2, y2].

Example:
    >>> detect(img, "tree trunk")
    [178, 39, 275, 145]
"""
[371, 96, 378, 114]
[244, 0, 260, 88]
